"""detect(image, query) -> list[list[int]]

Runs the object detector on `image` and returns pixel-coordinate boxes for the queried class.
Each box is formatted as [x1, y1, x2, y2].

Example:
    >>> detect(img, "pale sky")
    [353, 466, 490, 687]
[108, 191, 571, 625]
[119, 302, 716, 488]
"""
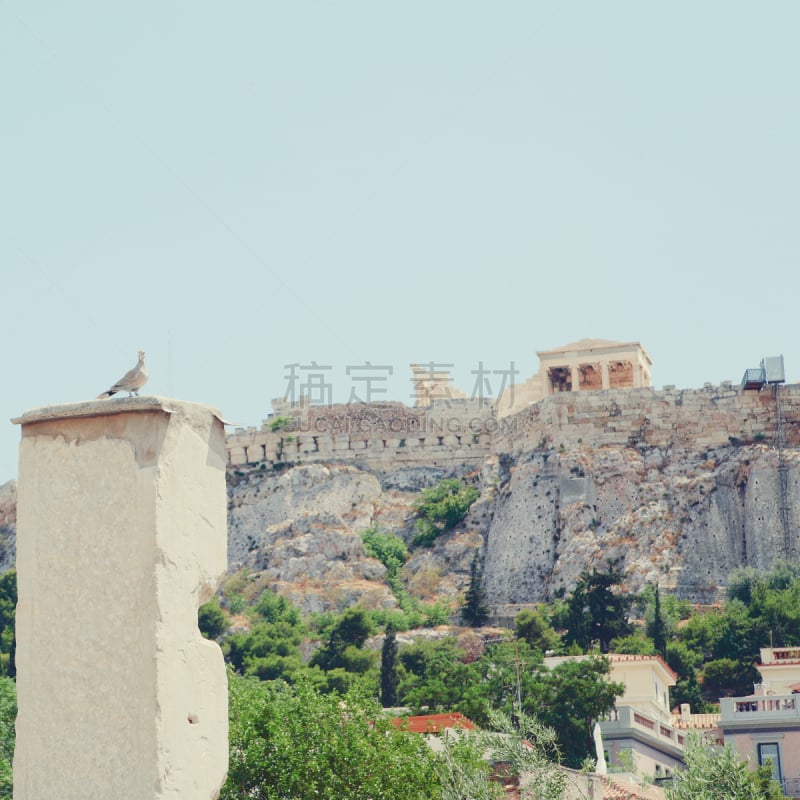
[3, 2, 800, 483]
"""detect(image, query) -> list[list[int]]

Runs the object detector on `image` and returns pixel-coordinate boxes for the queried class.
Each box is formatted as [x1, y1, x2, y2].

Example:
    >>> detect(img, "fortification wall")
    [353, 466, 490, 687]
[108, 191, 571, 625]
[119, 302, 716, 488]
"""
[226, 400, 496, 469]
[226, 384, 800, 468]
[491, 382, 800, 457]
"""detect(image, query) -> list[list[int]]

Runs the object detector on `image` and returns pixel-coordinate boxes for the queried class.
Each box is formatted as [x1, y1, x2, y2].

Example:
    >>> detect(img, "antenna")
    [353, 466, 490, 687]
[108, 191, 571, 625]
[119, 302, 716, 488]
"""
[168, 330, 174, 397]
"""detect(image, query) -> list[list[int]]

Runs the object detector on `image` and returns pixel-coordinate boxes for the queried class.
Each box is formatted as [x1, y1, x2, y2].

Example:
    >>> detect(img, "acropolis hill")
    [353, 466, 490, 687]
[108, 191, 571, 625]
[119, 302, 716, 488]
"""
[220, 340, 800, 616]
[2, 340, 799, 616]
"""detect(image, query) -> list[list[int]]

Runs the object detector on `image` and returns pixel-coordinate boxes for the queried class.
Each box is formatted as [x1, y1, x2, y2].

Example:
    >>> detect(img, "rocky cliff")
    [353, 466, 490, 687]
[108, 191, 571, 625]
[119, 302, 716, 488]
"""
[5, 384, 800, 616]
[482, 442, 800, 612]
[226, 461, 486, 613]
[224, 439, 800, 615]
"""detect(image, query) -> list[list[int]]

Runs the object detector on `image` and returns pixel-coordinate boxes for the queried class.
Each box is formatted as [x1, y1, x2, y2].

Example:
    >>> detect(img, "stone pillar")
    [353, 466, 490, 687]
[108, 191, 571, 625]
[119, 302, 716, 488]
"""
[570, 365, 580, 393]
[11, 397, 228, 800]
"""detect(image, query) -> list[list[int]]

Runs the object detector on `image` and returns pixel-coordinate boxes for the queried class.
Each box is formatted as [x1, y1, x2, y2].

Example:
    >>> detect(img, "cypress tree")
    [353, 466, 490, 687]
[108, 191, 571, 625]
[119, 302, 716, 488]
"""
[380, 623, 399, 707]
[651, 584, 668, 658]
[462, 551, 490, 626]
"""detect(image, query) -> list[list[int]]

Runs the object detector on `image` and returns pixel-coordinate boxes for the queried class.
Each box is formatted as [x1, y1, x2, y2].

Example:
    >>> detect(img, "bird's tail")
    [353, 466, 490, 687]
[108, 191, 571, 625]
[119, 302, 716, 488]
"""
[96, 390, 116, 399]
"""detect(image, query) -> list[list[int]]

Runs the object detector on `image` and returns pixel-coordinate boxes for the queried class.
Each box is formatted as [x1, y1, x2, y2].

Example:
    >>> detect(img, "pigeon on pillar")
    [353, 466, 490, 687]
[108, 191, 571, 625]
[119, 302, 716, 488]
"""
[97, 351, 148, 398]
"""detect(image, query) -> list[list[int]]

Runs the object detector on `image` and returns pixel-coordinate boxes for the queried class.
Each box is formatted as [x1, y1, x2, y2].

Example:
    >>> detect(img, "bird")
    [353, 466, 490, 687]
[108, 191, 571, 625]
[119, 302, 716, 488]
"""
[97, 351, 148, 398]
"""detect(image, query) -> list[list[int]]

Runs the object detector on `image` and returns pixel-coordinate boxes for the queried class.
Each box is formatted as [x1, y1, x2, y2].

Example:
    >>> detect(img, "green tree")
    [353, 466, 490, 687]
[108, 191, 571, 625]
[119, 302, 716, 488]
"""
[562, 566, 633, 653]
[609, 630, 656, 655]
[667, 732, 782, 800]
[649, 584, 668, 657]
[225, 619, 306, 683]
[475, 709, 567, 800]
[454, 640, 541, 725]
[528, 657, 624, 769]
[380, 623, 399, 707]
[223, 590, 309, 684]
[198, 599, 228, 640]
[268, 415, 293, 433]
[310, 607, 374, 674]
[399, 638, 479, 714]
[666, 640, 711, 712]
[252, 588, 303, 627]
[222, 673, 441, 800]
[435, 708, 568, 800]
[726, 565, 761, 604]
[0, 572, 16, 678]
[435, 733, 502, 800]
[0, 677, 15, 800]
[674, 605, 726, 663]
[462, 552, 490, 626]
[360, 527, 422, 617]
[701, 658, 756, 699]
[514, 607, 560, 655]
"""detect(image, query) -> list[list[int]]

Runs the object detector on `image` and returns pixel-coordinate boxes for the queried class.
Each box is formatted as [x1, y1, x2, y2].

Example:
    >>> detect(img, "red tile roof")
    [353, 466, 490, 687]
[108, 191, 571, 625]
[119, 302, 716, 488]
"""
[389, 712, 477, 734]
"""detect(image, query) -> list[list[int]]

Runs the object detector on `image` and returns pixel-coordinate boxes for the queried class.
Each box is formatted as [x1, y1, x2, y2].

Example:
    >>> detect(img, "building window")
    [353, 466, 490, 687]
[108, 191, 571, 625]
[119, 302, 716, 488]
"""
[758, 742, 782, 785]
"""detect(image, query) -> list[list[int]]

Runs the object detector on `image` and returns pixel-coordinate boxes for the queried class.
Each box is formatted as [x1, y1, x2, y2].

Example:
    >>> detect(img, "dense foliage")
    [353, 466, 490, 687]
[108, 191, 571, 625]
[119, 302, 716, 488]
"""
[666, 732, 783, 800]
[4, 544, 800, 793]
[397, 637, 623, 768]
[203, 559, 800, 762]
[412, 478, 479, 546]
[0, 678, 14, 800]
[360, 526, 452, 629]
[222, 674, 442, 800]
[223, 587, 310, 685]
[560, 564, 632, 653]
[223, 672, 571, 800]
[0, 572, 15, 678]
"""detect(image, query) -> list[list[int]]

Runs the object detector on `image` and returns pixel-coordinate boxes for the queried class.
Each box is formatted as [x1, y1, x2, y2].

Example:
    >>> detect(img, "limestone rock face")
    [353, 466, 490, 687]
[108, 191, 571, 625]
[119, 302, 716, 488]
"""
[227, 442, 800, 613]
[6, 438, 800, 616]
[226, 462, 479, 613]
[484, 444, 800, 607]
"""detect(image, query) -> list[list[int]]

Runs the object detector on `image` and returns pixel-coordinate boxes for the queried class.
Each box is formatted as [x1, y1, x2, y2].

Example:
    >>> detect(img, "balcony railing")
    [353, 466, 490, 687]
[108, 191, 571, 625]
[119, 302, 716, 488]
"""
[600, 706, 683, 752]
[720, 694, 800, 725]
[769, 648, 800, 663]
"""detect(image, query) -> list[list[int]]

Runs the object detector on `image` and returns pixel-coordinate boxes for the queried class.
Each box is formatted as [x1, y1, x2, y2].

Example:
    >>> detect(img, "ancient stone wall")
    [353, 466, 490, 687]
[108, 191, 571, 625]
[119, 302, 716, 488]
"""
[491, 382, 800, 456]
[227, 400, 496, 469]
[227, 384, 800, 469]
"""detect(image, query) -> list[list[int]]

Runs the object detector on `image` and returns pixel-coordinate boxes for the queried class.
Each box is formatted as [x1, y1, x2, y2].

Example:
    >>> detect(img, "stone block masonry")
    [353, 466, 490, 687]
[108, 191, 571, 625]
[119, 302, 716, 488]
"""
[226, 384, 800, 469]
[227, 400, 498, 469]
[12, 397, 229, 800]
[492, 384, 800, 457]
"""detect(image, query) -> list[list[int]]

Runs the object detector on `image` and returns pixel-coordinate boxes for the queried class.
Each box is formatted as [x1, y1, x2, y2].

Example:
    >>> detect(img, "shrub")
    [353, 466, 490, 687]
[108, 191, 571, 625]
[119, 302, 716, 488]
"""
[412, 479, 479, 547]
[268, 415, 293, 433]
[198, 599, 228, 640]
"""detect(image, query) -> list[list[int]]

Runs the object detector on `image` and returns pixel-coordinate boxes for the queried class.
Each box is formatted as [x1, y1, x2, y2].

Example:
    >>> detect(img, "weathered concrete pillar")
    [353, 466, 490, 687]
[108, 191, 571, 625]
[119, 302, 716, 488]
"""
[11, 397, 228, 800]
